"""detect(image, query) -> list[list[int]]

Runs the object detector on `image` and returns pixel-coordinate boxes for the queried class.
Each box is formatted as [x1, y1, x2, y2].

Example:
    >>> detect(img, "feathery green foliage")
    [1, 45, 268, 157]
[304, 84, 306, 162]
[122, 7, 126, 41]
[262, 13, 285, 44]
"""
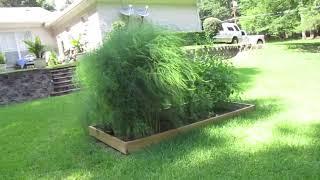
[77, 21, 238, 140]
[47, 51, 59, 67]
[77, 22, 197, 139]
[0, 53, 5, 64]
[24, 36, 45, 59]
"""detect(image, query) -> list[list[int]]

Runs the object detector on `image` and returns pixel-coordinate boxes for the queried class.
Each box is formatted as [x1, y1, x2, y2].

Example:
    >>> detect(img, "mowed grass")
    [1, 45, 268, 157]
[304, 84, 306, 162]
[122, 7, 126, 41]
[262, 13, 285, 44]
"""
[1, 40, 320, 179]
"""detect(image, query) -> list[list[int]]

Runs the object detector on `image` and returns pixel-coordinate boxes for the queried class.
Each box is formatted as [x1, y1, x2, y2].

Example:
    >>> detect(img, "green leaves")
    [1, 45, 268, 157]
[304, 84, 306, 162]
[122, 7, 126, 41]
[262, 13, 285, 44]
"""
[77, 22, 195, 139]
[0, 53, 5, 64]
[77, 21, 239, 140]
[24, 36, 45, 59]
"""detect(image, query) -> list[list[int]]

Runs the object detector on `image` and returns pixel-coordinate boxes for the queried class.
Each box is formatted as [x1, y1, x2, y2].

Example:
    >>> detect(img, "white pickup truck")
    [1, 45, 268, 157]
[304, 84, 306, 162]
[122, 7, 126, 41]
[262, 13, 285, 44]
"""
[240, 30, 265, 46]
[213, 23, 265, 45]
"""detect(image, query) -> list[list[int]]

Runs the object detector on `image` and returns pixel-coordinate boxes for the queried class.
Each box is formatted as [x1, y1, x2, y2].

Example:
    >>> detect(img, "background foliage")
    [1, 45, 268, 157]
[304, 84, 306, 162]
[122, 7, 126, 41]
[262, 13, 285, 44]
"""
[198, 0, 320, 38]
[0, 0, 55, 10]
[0, 53, 5, 64]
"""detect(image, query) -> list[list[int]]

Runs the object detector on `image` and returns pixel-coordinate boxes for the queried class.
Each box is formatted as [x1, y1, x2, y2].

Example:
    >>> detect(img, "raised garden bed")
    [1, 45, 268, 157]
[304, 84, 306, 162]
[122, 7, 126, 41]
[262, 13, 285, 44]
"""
[89, 102, 255, 154]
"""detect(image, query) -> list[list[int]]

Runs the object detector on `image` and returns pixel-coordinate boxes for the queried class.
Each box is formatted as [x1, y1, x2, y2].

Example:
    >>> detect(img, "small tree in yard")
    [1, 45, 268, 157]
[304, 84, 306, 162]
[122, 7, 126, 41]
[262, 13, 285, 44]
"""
[203, 17, 222, 39]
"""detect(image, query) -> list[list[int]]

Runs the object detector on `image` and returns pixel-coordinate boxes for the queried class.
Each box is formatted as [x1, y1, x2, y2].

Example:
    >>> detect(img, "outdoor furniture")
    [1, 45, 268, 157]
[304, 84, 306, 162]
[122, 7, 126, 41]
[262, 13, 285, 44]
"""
[25, 60, 35, 69]
[16, 59, 26, 69]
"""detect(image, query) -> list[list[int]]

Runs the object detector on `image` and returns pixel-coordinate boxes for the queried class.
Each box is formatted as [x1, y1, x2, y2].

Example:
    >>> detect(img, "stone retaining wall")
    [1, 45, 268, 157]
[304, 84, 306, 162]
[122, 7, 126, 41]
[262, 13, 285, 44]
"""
[185, 44, 246, 60]
[0, 69, 53, 105]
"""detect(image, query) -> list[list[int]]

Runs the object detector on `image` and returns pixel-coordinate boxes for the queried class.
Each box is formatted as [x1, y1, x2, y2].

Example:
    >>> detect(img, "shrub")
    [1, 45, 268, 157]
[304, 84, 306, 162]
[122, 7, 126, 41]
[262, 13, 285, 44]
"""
[175, 31, 207, 46]
[77, 22, 196, 139]
[48, 51, 59, 67]
[165, 53, 239, 125]
[203, 17, 222, 37]
[24, 36, 45, 58]
[71, 36, 85, 53]
[111, 20, 126, 32]
[77, 21, 239, 140]
[0, 53, 5, 64]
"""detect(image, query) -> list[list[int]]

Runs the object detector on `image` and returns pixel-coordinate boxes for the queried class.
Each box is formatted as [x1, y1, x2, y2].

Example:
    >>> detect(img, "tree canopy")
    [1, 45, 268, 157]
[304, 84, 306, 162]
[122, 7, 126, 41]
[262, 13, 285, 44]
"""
[0, 0, 55, 11]
[198, 0, 320, 37]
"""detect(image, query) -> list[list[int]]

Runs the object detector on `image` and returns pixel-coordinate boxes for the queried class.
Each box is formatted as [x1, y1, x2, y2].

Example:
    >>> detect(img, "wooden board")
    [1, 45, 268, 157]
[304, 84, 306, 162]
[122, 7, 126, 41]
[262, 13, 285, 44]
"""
[89, 103, 255, 155]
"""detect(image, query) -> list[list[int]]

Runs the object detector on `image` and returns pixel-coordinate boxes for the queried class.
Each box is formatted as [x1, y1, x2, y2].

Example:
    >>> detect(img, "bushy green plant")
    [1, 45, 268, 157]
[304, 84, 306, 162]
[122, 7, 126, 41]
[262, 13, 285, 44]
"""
[71, 36, 85, 53]
[48, 51, 59, 67]
[175, 32, 208, 46]
[165, 53, 239, 125]
[77, 21, 239, 140]
[24, 36, 45, 58]
[203, 17, 222, 37]
[111, 20, 126, 32]
[77, 22, 196, 139]
[0, 53, 5, 64]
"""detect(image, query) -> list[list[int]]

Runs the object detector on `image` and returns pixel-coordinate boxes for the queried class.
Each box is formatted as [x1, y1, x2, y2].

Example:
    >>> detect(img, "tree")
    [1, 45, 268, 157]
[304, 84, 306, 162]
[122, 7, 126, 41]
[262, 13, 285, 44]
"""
[198, 0, 233, 21]
[239, 0, 301, 36]
[0, 0, 55, 11]
[299, 0, 320, 38]
[239, 0, 320, 38]
[203, 17, 222, 37]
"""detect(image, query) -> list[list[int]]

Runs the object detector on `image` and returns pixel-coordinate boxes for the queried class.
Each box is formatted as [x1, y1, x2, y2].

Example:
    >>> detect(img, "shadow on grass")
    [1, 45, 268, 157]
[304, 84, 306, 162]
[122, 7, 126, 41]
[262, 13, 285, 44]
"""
[167, 138, 320, 179]
[133, 97, 284, 158]
[236, 67, 261, 90]
[281, 42, 320, 53]
[130, 103, 320, 179]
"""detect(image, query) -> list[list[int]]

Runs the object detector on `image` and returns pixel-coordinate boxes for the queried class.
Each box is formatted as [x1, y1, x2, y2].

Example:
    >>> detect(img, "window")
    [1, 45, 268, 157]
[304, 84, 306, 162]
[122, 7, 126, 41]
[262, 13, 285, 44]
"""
[227, 27, 235, 31]
[0, 31, 32, 67]
[234, 26, 240, 31]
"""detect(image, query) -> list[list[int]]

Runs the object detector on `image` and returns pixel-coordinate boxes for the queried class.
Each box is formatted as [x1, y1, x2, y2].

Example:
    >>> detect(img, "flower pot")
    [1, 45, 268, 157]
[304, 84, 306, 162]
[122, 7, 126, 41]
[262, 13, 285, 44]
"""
[0, 64, 6, 72]
[34, 58, 46, 69]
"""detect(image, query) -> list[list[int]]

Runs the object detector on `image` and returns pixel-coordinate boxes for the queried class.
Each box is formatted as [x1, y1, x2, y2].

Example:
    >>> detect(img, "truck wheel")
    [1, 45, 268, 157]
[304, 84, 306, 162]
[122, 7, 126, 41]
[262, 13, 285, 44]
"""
[231, 37, 239, 44]
[257, 40, 264, 44]
[257, 39, 264, 49]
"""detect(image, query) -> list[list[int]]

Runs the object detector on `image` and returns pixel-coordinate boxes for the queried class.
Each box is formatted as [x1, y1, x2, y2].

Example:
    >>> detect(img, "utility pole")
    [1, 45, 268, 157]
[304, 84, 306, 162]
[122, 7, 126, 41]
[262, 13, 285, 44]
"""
[232, 0, 238, 23]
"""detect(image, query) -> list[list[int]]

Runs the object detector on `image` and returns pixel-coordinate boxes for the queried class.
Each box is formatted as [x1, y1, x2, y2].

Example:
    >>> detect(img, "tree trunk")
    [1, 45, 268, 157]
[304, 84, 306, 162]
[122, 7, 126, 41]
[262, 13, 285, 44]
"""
[310, 29, 315, 39]
[302, 31, 307, 39]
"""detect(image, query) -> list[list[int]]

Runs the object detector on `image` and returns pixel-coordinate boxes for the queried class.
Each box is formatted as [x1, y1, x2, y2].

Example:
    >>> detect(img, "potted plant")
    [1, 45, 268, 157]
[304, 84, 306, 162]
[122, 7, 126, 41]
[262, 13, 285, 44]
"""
[71, 36, 86, 61]
[0, 53, 6, 72]
[24, 36, 46, 68]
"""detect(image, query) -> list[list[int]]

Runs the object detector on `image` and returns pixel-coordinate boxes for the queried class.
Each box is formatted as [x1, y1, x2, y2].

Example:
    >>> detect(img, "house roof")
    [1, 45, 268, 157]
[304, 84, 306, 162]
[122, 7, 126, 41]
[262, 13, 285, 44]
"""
[46, 0, 96, 28]
[0, 7, 56, 26]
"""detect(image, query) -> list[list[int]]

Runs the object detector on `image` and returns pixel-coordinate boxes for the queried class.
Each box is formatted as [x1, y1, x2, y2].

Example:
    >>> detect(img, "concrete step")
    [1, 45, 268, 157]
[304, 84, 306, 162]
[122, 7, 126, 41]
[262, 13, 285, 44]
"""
[53, 79, 73, 85]
[53, 76, 73, 81]
[50, 66, 75, 73]
[51, 88, 80, 96]
[51, 72, 73, 78]
[54, 84, 76, 90]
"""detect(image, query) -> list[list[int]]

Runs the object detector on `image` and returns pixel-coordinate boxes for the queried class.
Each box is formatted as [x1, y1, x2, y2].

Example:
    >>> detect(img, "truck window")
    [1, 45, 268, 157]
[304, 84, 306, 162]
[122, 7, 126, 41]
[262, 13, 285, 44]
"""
[234, 26, 240, 31]
[227, 27, 235, 31]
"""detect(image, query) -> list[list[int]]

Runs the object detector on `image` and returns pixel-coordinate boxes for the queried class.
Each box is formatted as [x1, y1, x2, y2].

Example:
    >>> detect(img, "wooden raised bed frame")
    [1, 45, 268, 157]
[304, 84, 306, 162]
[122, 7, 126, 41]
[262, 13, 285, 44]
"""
[89, 103, 255, 154]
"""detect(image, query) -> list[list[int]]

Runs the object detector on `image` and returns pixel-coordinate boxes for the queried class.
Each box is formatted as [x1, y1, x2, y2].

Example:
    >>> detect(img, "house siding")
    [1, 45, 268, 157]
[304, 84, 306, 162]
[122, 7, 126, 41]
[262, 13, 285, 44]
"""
[96, 3, 201, 37]
[145, 5, 201, 32]
[52, 7, 102, 59]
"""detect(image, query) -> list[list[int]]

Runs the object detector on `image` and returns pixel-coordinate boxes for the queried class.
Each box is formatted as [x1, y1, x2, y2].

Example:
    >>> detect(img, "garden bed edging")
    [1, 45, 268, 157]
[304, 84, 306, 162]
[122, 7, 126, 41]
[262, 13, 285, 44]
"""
[89, 102, 255, 154]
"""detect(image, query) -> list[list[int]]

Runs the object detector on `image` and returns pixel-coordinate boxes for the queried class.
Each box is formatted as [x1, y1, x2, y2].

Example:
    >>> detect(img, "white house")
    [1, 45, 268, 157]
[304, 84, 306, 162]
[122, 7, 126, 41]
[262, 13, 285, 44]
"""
[0, 0, 201, 68]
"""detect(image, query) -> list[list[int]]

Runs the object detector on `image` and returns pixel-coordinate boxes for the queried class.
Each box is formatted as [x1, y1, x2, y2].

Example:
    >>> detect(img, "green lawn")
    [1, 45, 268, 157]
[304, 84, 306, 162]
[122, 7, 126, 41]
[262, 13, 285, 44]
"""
[1, 40, 320, 179]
